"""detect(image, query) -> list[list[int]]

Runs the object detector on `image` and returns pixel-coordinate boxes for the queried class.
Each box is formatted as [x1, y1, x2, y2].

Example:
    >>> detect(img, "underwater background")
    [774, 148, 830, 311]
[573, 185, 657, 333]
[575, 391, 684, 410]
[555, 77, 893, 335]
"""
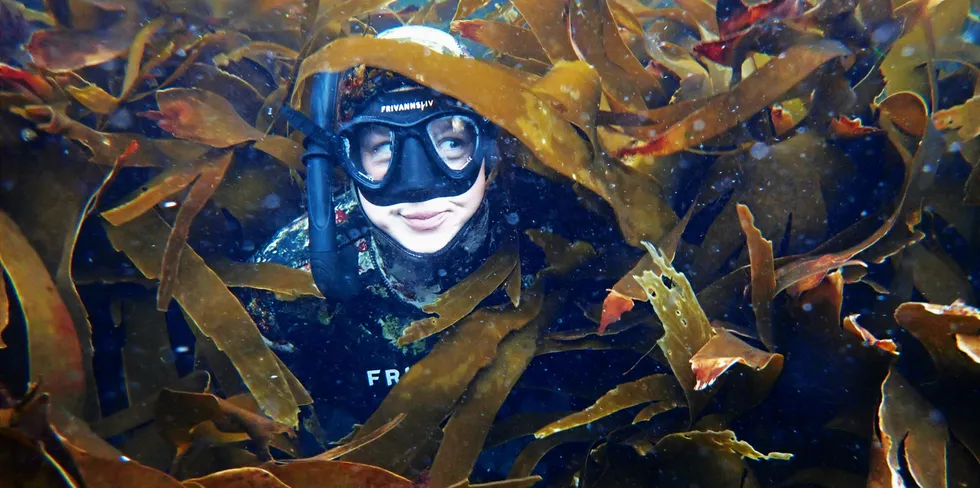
[1, 0, 980, 486]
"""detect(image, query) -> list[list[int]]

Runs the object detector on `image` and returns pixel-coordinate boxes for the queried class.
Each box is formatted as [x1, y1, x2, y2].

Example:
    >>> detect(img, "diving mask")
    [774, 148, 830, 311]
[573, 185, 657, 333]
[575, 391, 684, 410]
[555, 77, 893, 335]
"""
[339, 87, 497, 207]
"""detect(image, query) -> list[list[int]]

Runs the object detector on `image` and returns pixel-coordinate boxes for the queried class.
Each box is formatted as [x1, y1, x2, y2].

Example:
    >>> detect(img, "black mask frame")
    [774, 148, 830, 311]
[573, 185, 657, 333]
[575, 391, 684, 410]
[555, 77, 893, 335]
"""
[338, 107, 497, 206]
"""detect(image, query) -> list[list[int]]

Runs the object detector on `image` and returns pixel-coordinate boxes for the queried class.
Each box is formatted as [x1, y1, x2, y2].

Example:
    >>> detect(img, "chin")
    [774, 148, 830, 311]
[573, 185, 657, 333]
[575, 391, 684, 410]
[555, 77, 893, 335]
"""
[393, 224, 459, 254]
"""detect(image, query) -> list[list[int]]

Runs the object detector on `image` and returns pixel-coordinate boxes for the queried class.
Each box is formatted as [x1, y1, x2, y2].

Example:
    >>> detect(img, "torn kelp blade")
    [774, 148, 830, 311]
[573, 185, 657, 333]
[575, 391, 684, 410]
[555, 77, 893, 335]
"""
[869, 367, 949, 488]
[658, 429, 792, 460]
[736, 204, 777, 351]
[842, 314, 899, 356]
[533, 374, 683, 439]
[934, 95, 980, 142]
[894, 300, 980, 375]
[635, 243, 716, 422]
[690, 328, 783, 392]
[0, 210, 85, 416]
[640, 429, 788, 487]
[598, 202, 692, 333]
[103, 212, 300, 427]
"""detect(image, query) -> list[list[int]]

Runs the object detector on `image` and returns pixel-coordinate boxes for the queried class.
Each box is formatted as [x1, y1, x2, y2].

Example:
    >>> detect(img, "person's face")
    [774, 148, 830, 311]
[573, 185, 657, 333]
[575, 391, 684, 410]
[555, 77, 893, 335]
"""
[358, 162, 487, 254]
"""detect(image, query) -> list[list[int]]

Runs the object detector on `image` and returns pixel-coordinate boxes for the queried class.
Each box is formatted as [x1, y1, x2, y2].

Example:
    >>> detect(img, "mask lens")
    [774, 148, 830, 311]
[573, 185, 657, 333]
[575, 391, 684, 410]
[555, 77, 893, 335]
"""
[345, 124, 394, 182]
[426, 115, 478, 171]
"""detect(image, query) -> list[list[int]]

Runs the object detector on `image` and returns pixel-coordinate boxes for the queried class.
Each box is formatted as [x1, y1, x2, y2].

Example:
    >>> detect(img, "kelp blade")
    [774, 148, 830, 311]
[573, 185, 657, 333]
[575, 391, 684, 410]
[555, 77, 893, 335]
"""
[0, 210, 86, 415]
[103, 212, 300, 427]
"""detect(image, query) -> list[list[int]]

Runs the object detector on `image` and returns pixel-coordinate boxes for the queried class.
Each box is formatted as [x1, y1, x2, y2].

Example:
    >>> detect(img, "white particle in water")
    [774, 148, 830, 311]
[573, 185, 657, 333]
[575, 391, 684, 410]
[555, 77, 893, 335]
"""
[750, 142, 770, 159]
[692, 119, 706, 131]
[108, 109, 133, 130]
[901, 46, 915, 57]
[161, 201, 177, 209]
[175, 346, 190, 354]
[262, 193, 281, 209]
[20, 128, 36, 142]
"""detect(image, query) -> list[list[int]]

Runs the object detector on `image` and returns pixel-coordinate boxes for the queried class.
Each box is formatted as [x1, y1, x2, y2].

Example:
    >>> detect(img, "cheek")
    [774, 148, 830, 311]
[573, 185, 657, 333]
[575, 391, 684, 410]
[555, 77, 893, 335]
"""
[357, 190, 395, 232]
[456, 168, 488, 213]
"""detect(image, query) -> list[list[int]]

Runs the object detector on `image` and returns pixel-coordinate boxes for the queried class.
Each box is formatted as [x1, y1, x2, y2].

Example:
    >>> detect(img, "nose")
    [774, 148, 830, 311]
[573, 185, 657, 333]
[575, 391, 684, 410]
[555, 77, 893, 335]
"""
[394, 136, 438, 202]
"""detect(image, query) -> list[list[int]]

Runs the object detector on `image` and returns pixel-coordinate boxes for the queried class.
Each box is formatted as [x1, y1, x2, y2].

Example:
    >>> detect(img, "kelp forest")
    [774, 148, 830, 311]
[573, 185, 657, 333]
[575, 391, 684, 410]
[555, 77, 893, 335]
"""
[1, 0, 979, 486]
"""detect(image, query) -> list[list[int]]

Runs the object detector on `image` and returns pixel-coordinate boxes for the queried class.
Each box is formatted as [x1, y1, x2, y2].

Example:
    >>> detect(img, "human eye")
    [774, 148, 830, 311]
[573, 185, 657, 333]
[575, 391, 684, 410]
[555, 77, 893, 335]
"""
[437, 137, 463, 153]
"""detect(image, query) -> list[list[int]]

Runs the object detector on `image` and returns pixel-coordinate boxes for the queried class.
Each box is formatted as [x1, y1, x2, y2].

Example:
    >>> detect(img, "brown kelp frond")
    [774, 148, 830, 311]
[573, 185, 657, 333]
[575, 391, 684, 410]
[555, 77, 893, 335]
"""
[1, 0, 979, 486]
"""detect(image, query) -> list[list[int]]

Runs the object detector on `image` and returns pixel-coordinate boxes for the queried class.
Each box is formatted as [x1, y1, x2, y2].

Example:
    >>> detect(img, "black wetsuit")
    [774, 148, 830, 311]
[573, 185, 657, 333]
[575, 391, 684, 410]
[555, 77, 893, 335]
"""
[241, 166, 638, 455]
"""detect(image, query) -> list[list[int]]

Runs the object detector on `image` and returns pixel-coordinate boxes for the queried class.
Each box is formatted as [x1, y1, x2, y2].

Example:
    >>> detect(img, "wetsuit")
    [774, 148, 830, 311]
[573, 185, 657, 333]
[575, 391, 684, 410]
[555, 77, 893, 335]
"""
[241, 166, 634, 450]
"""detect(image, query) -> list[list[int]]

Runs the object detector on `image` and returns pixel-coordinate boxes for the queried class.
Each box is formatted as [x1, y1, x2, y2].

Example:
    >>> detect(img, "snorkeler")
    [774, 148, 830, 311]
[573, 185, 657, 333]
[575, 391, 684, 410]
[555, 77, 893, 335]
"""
[242, 26, 630, 449]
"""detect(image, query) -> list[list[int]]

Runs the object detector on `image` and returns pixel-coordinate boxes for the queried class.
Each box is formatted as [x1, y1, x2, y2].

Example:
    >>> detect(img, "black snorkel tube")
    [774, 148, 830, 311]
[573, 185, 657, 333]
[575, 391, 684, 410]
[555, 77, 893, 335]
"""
[282, 71, 360, 300]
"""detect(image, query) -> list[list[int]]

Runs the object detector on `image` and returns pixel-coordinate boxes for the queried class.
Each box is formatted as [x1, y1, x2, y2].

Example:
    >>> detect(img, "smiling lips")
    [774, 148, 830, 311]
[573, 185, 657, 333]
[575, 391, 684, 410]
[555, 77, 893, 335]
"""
[400, 210, 449, 230]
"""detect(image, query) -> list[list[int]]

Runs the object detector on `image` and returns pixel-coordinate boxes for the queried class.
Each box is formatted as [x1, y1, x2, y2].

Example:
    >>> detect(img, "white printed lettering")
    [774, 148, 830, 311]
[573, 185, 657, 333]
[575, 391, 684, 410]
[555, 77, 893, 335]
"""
[380, 100, 435, 114]
[385, 369, 400, 386]
[366, 369, 382, 386]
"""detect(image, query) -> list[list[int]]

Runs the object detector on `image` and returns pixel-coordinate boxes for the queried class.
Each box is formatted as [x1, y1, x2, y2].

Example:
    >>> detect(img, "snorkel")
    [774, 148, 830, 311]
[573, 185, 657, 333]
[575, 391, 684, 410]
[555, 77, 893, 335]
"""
[290, 71, 360, 300]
